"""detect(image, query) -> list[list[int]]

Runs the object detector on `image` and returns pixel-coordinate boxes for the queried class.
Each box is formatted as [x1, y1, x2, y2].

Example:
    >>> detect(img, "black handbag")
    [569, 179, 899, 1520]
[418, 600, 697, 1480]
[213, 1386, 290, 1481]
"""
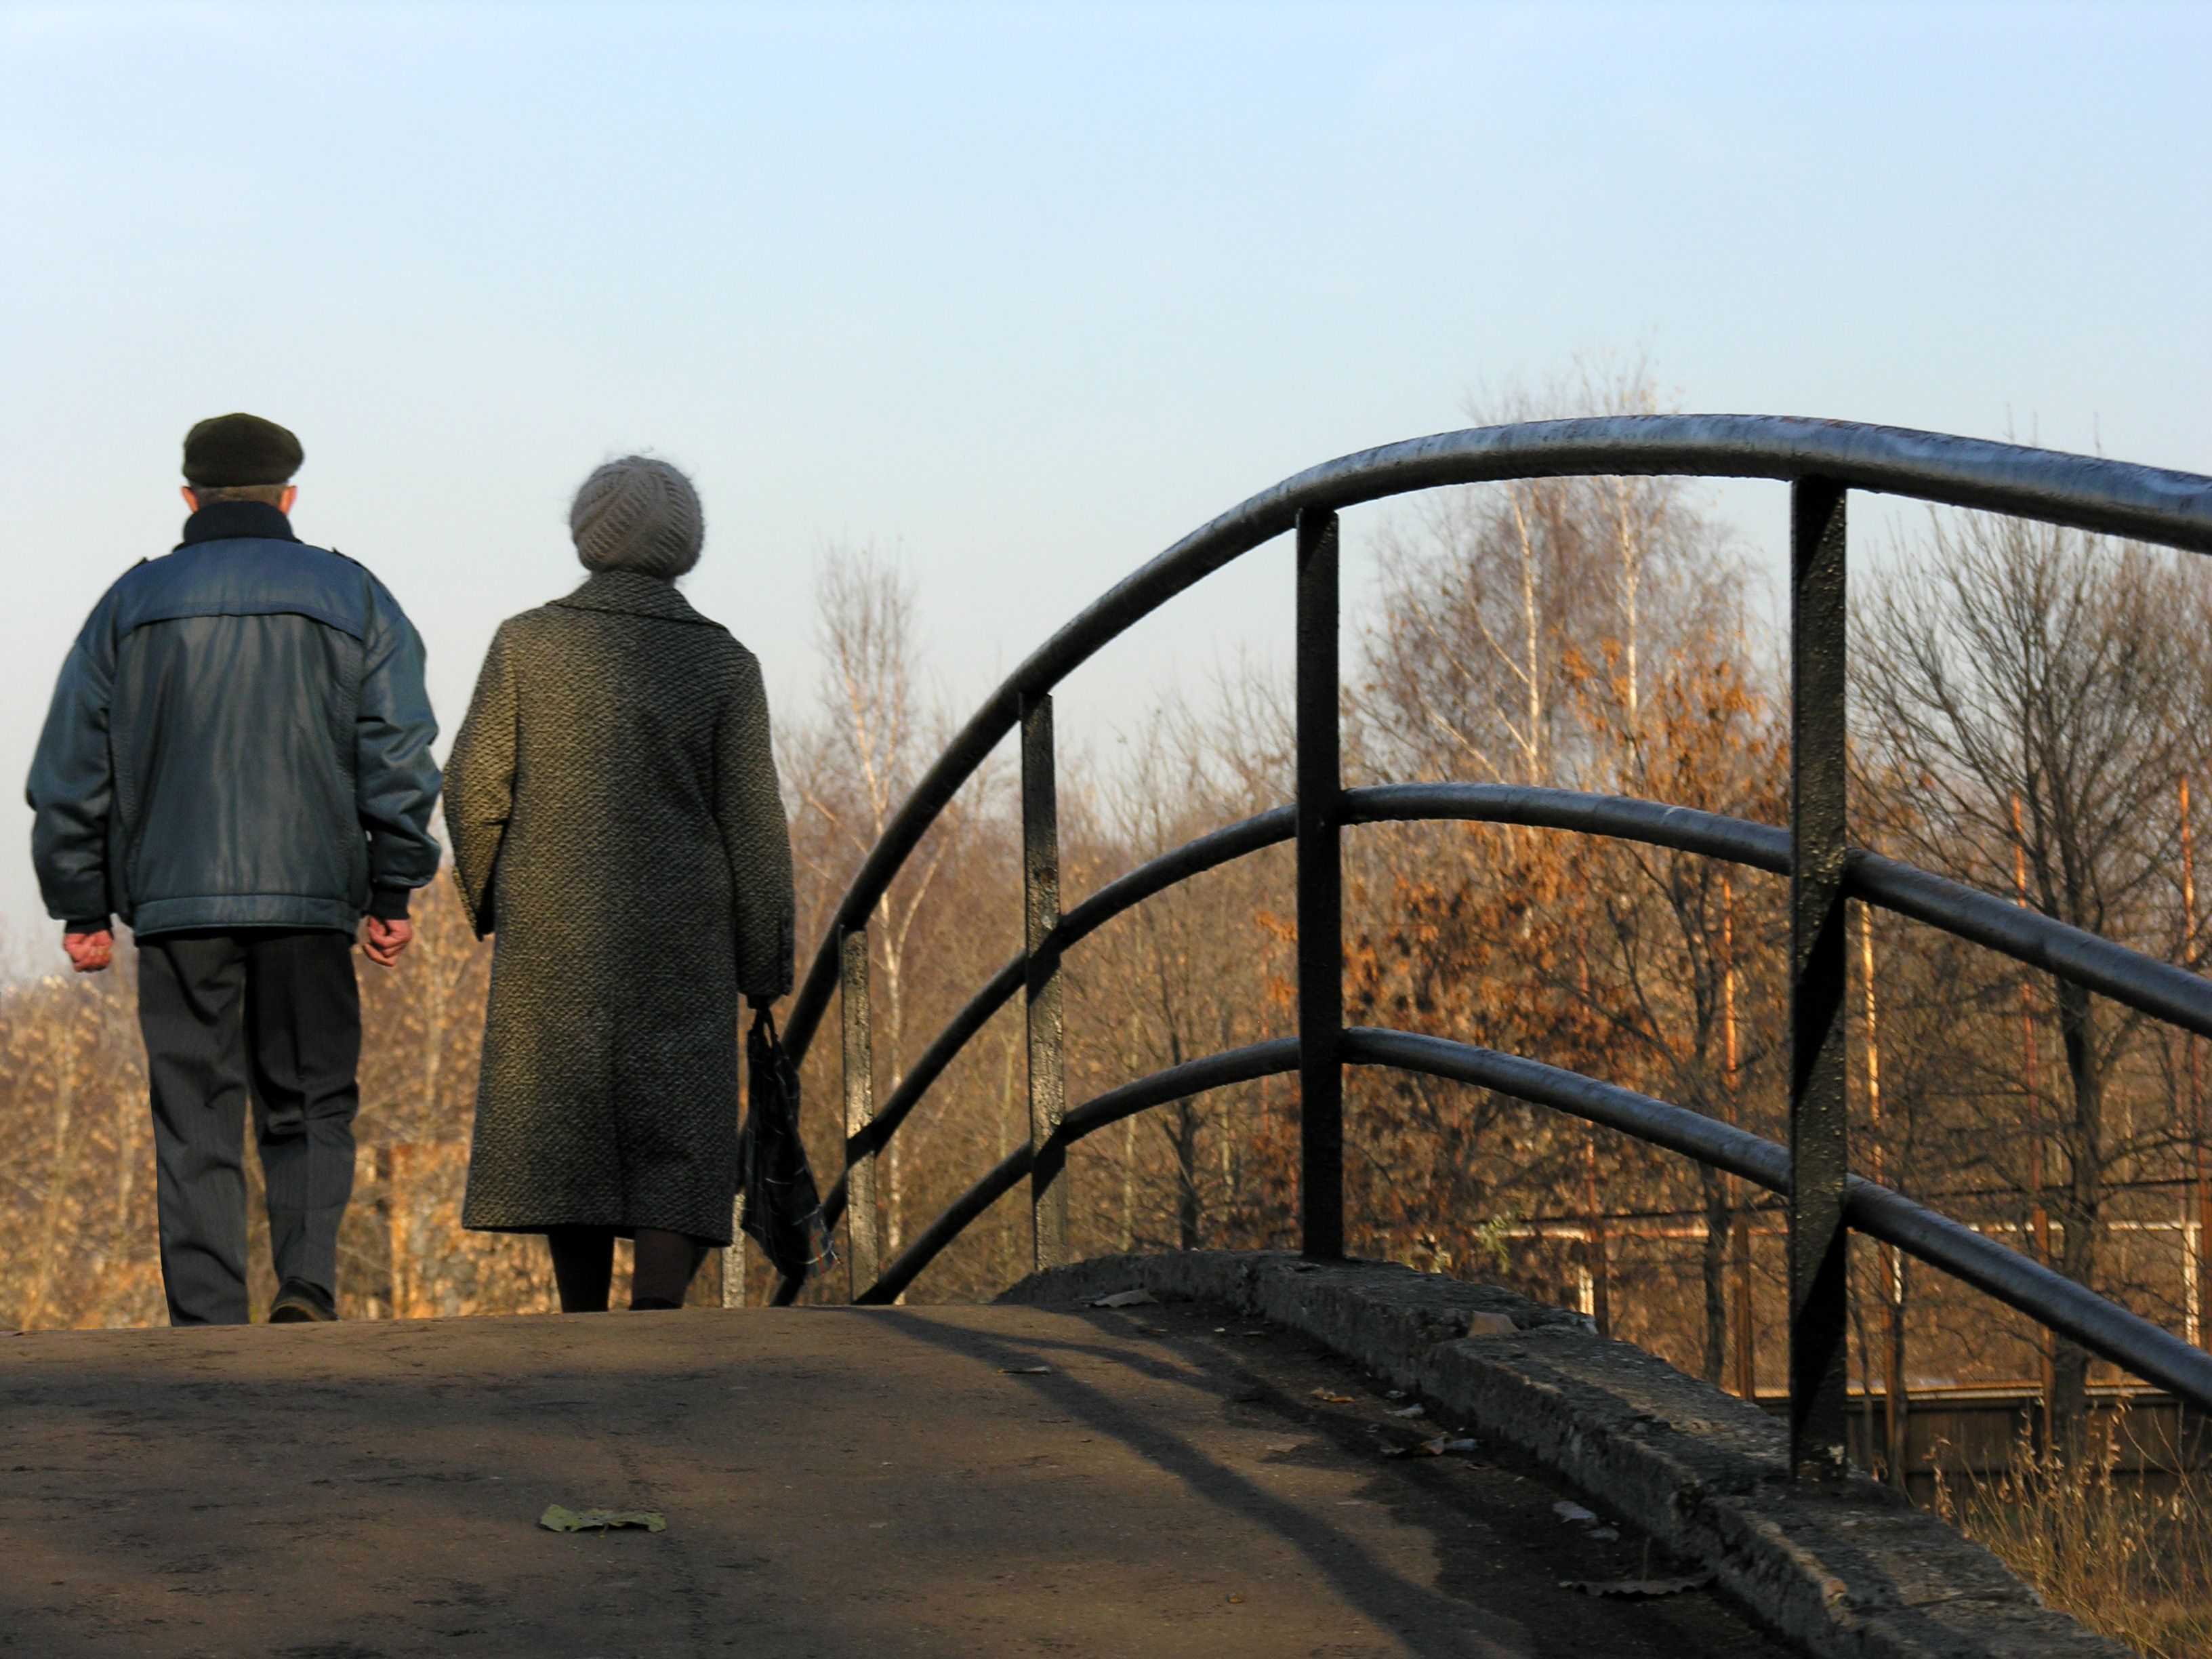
[739, 1008, 832, 1285]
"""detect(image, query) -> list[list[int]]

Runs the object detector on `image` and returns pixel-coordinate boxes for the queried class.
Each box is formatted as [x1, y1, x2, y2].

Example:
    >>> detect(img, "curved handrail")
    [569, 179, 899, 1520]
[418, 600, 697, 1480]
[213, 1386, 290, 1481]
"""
[1345, 782, 1790, 873]
[820, 806, 1296, 1229]
[821, 783, 2212, 1234]
[856, 1039, 1301, 1305]
[1343, 1028, 2212, 1412]
[1354, 784, 2212, 1039]
[856, 1023, 2212, 1413]
[1846, 851, 2212, 1037]
[784, 416, 2212, 1065]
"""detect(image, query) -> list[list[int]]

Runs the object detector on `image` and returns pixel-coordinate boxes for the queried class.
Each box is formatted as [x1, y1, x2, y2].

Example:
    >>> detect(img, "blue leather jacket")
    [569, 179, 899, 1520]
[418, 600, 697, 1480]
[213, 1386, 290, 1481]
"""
[27, 501, 442, 937]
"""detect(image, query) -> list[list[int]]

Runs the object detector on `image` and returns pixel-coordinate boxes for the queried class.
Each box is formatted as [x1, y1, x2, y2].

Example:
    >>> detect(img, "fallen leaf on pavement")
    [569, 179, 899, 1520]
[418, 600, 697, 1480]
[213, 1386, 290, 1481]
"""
[1391, 1404, 1426, 1418]
[1310, 1389, 1355, 1404]
[1552, 1500, 1599, 1523]
[1085, 1290, 1160, 1308]
[539, 1504, 666, 1534]
[1385, 1433, 1474, 1458]
[1559, 1572, 1715, 1599]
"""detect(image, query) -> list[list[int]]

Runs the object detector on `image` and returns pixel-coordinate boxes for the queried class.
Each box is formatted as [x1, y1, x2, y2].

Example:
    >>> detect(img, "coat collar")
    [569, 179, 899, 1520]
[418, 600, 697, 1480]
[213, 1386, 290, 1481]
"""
[550, 569, 714, 625]
[177, 500, 300, 547]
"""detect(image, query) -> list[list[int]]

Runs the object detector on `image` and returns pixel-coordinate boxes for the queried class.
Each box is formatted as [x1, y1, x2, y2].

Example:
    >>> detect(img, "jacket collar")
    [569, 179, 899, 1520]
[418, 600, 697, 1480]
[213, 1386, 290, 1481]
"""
[550, 569, 713, 625]
[178, 500, 300, 547]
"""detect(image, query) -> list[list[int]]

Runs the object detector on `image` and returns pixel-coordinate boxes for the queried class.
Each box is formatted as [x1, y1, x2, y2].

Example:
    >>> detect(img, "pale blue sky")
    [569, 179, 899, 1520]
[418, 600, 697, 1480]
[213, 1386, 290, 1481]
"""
[3, 1, 2207, 948]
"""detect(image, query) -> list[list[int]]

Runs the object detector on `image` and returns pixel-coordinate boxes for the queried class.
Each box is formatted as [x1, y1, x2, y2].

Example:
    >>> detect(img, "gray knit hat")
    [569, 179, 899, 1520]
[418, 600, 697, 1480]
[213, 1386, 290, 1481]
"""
[569, 455, 703, 579]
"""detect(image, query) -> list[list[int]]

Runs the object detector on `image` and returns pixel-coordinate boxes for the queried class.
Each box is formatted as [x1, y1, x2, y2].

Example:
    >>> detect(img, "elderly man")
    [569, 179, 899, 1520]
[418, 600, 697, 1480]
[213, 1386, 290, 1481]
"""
[27, 414, 441, 1326]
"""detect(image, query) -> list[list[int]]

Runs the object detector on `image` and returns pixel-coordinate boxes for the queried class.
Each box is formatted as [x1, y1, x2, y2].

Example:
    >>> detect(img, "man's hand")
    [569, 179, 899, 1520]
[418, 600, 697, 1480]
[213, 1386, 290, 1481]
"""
[63, 929, 113, 974]
[363, 917, 413, 968]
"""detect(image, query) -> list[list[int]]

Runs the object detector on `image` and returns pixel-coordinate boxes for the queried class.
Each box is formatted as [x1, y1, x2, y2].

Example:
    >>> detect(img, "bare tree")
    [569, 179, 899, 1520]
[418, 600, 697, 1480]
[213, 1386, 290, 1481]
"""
[1855, 512, 2212, 1443]
[1355, 354, 1768, 1378]
[1359, 355, 1732, 790]
[1068, 686, 1294, 1257]
[784, 546, 998, 1263]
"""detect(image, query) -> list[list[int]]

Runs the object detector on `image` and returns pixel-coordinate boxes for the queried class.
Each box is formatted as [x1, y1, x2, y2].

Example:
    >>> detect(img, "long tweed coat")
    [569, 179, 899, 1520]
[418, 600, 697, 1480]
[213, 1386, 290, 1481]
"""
[445, 570, 794, 1244]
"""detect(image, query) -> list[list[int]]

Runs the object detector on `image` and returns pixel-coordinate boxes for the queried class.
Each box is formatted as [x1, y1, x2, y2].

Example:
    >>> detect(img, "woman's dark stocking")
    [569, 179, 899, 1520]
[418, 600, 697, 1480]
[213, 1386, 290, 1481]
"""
[630, 1227, 708, 1310]
[546, 1225, 615, 1313]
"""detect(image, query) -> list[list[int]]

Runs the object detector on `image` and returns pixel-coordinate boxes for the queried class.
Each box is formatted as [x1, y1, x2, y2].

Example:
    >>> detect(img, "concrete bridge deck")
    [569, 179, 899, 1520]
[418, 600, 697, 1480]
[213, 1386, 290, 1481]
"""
[1, 1296, 1787, 1659]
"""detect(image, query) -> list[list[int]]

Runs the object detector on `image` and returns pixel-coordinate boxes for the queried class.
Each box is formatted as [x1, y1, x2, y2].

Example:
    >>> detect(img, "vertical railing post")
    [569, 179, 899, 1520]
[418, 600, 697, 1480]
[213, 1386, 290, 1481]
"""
[1296, 506, 1345, 1261]
[1023, 691, 1069, 1271]
[841, 922, 880, 1300]
[1789, 476, 1851, 1479]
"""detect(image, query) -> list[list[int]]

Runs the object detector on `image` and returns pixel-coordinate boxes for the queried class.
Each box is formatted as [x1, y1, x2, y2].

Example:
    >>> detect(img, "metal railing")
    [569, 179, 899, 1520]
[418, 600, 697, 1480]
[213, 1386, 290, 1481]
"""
[769, 415, 2212, 1481]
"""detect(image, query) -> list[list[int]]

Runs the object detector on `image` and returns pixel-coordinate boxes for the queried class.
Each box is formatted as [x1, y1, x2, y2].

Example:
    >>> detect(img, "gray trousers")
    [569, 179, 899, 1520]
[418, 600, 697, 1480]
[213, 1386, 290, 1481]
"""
[137, 929, 361, 1326]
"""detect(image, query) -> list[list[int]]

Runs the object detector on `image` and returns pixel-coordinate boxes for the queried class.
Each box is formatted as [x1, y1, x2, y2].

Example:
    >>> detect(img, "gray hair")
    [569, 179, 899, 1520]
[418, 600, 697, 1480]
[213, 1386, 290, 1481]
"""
[569, 455, 703, 579]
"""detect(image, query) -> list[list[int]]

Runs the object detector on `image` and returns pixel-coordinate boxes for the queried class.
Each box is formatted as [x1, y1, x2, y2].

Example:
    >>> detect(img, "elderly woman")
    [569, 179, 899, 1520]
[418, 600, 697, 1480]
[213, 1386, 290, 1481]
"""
[445, 457, 794, 1311]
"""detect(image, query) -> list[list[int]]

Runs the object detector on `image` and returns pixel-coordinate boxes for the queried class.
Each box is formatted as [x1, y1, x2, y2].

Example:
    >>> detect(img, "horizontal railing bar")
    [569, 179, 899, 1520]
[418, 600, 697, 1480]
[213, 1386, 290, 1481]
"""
[1059, 1036, 1303, 1145]
[854, 1038, 1300, 1305]
[1347, 1028, 2212, 1412]
[824, 787, 1785, 1235]
[855, 1141, 1031, 1308]
[1345, 783, 1792, 874]
[1843, 1177, 2212, 1412]
[783, 417, 2212, 1067]
[810, 785, 2212, 1247]
[1349, 1027, 2212, 1413]
[1340, 1027, 1792, 1191]
[1353, 786, 2212, 1038]
[1845, 850, 2212, 1041]
[818, 808, 1300, 1229]
[855, 1021, 2212, 1410]
[1065, 806, 1299, 946]
[821, 956, 1022, 1231]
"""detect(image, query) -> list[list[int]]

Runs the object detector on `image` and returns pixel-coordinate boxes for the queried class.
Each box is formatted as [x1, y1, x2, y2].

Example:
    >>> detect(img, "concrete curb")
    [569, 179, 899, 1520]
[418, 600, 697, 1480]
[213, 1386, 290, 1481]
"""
[1000, 1251, 2125, 1659]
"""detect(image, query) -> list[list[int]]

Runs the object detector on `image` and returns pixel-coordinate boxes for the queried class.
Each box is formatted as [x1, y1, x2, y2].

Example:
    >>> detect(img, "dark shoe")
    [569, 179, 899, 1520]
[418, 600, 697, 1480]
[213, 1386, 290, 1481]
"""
[268, 1279, 337, 1324]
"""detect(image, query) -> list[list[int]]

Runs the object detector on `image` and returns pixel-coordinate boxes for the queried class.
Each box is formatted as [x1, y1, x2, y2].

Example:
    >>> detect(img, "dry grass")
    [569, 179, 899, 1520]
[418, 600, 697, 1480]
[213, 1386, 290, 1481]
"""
[1934, 1418, 2212, 1659]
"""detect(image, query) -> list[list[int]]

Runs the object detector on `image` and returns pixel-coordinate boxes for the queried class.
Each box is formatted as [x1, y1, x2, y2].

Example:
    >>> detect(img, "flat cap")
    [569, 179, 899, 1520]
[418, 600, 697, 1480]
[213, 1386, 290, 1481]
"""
[182, 413, 303, 487]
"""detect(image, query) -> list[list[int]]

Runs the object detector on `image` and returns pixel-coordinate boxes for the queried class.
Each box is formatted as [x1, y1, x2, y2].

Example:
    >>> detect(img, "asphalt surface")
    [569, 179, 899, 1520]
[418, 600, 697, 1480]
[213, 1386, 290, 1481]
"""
[1, 1299, 1796, 1658]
